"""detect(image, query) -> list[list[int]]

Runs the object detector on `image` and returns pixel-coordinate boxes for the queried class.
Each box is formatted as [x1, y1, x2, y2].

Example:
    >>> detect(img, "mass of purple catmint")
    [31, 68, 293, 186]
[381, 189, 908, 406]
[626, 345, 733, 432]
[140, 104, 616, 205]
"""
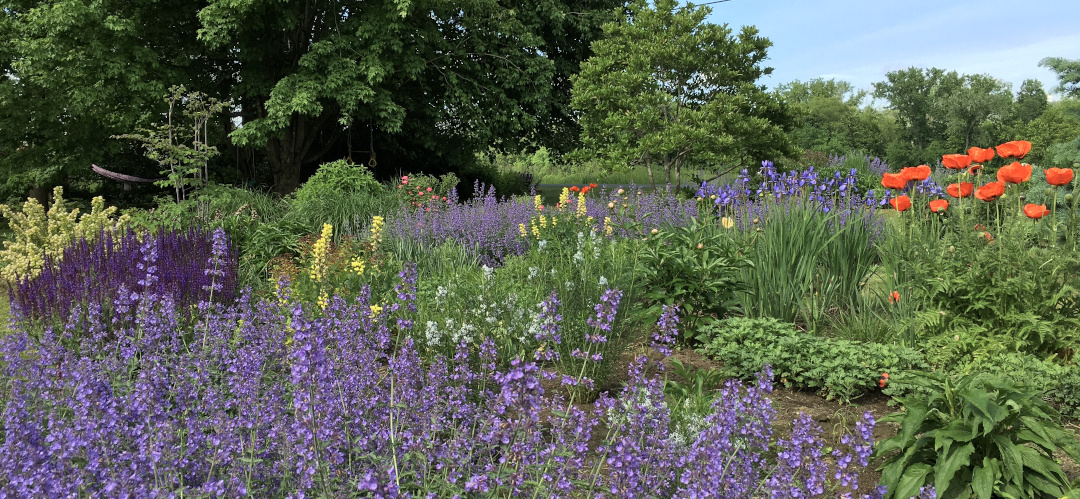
[1, 254, 890, 497]
[385, 181, 700, 265]
[10, 227, 237, 327]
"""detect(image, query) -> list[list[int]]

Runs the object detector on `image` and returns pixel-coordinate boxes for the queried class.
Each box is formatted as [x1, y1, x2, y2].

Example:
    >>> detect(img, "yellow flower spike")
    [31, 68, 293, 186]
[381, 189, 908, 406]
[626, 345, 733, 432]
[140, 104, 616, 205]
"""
[530, 220, 540, 239]
[539, 215, 548, 229]
[351, 257, 366, 277]
[559, 187, 570, 208]
[721, 217, 735, 229]
[604, 216, 613, 236]
[576, 192, 588, 217]
[518, 223, 528, 238]
[369, 304, 383, 317]
[534, 195, 543, 212]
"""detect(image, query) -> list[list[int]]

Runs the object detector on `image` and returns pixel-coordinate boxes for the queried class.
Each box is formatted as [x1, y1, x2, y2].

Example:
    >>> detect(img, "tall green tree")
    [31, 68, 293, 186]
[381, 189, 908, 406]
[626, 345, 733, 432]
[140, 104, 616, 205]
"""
[198, 0, 619, 194]
[1, 0, 619, 198]
[1014, 78, 1049, 124]
[873, 67, 961, 165]
[0, 0, 224, 202]
[777, 78, 889, 156]
[570, 0, 794, 186]
[939, 73, 1012, 151]
[1041, 57, 1080, 99]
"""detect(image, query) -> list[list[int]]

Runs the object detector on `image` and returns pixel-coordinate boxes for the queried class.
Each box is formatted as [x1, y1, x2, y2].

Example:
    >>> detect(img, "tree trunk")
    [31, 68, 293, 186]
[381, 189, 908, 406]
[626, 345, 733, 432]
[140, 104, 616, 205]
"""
[645, 156, 655, 189]
[27, 185, 50, 205]
[263, 112, 338, 196]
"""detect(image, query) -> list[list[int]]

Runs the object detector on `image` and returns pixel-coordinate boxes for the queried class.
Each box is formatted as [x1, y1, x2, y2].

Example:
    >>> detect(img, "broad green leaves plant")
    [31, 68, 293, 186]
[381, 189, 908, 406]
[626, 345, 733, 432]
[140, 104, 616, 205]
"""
[875, 370, 1080, 499]
[638, 217, 750, 342]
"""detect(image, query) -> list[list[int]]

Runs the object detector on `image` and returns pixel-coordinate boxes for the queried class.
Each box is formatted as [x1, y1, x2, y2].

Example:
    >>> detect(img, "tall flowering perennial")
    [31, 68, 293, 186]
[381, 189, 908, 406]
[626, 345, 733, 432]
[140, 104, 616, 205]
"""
[0, 186, 129, 282]
[12, 228, 237, 326]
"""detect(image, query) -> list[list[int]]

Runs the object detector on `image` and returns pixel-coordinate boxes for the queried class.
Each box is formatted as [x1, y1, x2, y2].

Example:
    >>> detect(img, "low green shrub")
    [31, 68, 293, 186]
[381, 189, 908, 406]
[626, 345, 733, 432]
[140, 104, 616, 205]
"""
[698, 317, 926, 402]
[955, 352, 1080, 420]
[875, 371, 1080, 499]
[638, 217, 750, 342]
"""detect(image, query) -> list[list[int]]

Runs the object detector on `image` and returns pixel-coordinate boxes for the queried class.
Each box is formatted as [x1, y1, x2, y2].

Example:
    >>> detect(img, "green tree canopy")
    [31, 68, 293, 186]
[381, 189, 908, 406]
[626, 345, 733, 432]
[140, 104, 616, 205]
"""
[777, 78, 889, 157]
[570, 0, 795, 186]
[1041, 57, 1080, 99]
[1, 0, 621, 198]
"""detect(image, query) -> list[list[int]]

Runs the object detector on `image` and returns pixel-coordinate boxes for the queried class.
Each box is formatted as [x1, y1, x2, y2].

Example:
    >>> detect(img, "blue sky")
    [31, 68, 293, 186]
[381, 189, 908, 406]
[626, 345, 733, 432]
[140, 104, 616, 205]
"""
[704, 0, 1080, 100]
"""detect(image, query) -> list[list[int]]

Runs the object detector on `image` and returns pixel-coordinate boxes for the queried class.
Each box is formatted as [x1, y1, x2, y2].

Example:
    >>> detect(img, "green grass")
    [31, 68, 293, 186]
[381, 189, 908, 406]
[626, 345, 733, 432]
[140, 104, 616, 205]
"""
[0, 282, 8, 337]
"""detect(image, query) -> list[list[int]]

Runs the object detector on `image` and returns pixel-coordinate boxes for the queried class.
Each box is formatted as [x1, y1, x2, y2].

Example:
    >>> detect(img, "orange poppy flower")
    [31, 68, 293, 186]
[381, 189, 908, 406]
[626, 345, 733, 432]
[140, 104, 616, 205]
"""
[900, 165, 932, 182]
[1045, 168, 1074, 186]
[929, 199, 949, 212]
[589, 183, 598, 188]
[942, 154, 972, 170]
[996, 140, 1032, 159]
[946, 182, 974, 198]
[569, 186, 580, 192]
[968, 164, 983, 174]
[1023, 203, 1050, 219]
[881, 172, 908, 190]
[888, 291, 899, 304]
[967, 147, 995, 163]
[996, 162, 1032, 184]
[889, 195, 912, 212]
[974, 181, 1005, 202]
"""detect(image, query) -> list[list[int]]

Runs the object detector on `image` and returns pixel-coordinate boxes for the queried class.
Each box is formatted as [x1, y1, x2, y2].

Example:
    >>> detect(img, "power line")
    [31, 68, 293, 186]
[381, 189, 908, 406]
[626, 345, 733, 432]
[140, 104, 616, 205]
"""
[697, 0, 735, 5]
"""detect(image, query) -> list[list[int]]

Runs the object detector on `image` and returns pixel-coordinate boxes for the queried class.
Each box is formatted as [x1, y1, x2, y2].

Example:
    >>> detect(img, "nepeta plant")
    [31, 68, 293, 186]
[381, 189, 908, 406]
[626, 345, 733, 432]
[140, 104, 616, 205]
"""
[2, 265, 887, 497]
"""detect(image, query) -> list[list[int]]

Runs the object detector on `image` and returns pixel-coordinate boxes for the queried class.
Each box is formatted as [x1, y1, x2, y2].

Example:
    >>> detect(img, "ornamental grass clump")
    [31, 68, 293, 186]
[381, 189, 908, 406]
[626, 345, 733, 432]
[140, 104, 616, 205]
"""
[11, 227, 237, 329]
[1, 257, 885, 497]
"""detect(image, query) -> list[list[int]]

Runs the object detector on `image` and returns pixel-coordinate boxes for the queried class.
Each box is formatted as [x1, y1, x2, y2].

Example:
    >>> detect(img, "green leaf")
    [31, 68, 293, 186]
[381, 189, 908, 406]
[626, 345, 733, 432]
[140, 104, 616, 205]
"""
[894, 463, 933, 499]
[934, 442, 974, 498]
[971, 457, 994, 499]
[994, 434, 1023, 489]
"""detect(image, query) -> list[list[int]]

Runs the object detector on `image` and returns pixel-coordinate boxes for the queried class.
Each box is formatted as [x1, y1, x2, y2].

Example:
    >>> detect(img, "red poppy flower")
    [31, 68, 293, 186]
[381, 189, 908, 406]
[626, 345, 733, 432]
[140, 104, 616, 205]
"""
[589, 183, 598, 188]
[1045, 168, 1074, 186]
[996, 162, 1032, 184]
[1023, 203, 1050, 219]
[888, 291, 899, 304]
[929, 199, 949, 212]
[967, 147, 995, 163]
[900, 165, 932, 182]
[889, 195, 912, 212]
[974, 181, 1005, 202]
[942, 154, 972, 170]
[996, 140, 1032, 159]
[569, 186, 580, 192]
[946, 182, 974, 198]
[881, 172, 908, 190]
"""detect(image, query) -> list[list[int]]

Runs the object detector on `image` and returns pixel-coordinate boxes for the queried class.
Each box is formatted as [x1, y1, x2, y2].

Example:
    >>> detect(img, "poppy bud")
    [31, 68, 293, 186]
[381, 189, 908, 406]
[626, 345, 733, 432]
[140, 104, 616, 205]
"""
[697, 243, 704, 250]
[1068, 194, 1075, 203]
[650, 228, 658, 235]
[954, 335, 960, 341]
[948, 245, 955, 253]
[607, 202, 615, 209]
[1046, 188, 1054, 197]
